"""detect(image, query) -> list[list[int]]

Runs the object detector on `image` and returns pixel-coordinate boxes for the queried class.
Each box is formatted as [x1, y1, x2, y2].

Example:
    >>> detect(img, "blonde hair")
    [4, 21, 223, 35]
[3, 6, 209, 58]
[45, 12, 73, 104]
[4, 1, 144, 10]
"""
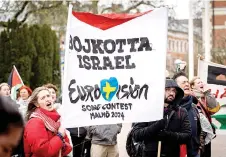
[26, 87, 49, 121]
[43, 83, 58, 92]
[0, 83, 10, 91]
[190, 76, 200, 89]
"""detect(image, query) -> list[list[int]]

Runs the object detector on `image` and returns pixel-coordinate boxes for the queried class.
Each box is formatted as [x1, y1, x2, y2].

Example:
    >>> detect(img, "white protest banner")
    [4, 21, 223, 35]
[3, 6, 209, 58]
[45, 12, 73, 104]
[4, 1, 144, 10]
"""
[61, 6, 168, 128]
[198, 59, 226, 131]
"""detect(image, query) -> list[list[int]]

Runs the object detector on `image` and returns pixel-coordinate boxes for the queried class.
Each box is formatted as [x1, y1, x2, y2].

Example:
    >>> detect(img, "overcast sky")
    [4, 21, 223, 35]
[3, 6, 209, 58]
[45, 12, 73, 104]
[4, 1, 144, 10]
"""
[170, 0, 189, 19]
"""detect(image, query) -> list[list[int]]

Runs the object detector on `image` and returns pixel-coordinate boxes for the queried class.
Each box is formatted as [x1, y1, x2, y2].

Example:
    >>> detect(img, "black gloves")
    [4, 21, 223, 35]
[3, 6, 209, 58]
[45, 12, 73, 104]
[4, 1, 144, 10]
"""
[158, 130, 170, 140]
[158, 130, 180, 141]
[158, 130, 169, 136]
[145, 118, 167, 137]
[158, 118, 167, 130]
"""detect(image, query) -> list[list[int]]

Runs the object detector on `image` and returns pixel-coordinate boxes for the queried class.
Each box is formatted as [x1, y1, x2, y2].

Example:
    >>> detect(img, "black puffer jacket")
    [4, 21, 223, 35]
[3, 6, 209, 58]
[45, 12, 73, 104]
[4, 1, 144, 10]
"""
[132, 79, 191, 157]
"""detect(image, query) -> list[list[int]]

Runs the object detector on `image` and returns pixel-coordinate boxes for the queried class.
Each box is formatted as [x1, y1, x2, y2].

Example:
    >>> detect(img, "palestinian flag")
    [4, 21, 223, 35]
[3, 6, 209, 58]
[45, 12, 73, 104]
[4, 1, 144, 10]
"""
[8, 66, 24, 101]
[198, 59, 226, 130]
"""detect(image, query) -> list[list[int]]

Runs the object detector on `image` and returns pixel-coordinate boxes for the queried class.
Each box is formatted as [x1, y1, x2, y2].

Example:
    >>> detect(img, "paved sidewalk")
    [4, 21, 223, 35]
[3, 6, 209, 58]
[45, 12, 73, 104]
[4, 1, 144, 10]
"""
[212, 134, 226, 157]
[118, 123, 131, 157]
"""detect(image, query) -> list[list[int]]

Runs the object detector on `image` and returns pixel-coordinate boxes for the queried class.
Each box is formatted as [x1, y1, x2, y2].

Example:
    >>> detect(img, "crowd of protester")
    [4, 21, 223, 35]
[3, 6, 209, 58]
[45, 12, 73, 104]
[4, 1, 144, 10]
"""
[0, 68, 221, 157]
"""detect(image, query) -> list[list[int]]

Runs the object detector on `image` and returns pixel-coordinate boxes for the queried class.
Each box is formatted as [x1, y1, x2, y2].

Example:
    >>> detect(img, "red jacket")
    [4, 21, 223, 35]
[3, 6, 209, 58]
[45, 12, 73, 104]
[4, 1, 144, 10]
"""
[24, 118, 72, 157]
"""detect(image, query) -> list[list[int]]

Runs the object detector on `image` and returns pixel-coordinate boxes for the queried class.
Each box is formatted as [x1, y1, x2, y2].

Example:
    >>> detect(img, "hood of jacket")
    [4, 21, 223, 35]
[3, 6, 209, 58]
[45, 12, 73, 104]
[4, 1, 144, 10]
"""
[165, 79, 184, 106]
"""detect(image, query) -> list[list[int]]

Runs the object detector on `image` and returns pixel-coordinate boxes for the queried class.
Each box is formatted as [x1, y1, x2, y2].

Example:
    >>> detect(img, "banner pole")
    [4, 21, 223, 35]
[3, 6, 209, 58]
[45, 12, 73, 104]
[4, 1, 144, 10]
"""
[157, 141, 161, 157]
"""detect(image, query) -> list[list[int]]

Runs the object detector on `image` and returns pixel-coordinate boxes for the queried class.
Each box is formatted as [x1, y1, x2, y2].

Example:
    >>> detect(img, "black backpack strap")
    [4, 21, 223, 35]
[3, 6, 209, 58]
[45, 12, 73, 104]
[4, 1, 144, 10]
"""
[178, 107, 181, 118]
[192, 103, 200, 119]
[177, 107, 183, 129]
[165, 110, 175, 130]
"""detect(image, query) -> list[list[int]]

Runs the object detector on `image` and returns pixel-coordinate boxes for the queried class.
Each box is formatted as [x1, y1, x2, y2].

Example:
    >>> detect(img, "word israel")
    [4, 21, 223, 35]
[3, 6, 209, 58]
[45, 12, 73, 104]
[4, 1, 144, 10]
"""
[69, 35, 153, 70]
[68, 77, 149, 103]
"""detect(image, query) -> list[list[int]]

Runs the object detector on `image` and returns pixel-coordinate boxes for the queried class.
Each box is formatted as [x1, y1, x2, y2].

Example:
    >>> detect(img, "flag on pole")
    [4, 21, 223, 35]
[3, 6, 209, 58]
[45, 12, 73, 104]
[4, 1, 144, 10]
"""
[8, 65, 24, 101]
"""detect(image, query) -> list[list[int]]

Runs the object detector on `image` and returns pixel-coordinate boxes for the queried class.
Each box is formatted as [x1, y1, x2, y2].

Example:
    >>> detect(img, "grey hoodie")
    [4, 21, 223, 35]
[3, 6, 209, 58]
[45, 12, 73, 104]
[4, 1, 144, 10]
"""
[87, 124, 122, 145]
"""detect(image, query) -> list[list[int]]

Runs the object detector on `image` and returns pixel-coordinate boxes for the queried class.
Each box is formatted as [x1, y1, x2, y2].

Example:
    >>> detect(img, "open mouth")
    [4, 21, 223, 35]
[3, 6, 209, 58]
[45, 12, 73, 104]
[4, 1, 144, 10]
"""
[184, 87, 189, 91]
[168, 96, 174, 99]
[46, 102, 52, 107]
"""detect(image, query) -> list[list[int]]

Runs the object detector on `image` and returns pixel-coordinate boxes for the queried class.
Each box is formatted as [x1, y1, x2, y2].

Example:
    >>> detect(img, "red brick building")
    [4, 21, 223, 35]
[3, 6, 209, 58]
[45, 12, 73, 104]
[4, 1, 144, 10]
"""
[211, 0, 226, 49]
[166, 20, 202, 75]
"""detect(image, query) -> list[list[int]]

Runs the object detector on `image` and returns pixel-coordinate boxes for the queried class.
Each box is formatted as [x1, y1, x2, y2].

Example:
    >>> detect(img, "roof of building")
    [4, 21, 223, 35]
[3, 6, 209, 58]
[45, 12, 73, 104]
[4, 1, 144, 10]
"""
[168, 18, 202, 37]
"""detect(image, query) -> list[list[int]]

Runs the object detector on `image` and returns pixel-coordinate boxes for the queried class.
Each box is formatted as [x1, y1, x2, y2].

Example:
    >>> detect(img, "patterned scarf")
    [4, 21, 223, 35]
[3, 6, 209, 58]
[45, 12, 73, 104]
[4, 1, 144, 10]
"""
[30, 108, 60, 133]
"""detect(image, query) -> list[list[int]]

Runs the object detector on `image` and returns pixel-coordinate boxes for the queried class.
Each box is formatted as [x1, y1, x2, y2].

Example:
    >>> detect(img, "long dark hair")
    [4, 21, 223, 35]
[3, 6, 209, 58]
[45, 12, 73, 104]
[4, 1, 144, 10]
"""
[26, 87, 49, 121]
[0, 96, 24, 134]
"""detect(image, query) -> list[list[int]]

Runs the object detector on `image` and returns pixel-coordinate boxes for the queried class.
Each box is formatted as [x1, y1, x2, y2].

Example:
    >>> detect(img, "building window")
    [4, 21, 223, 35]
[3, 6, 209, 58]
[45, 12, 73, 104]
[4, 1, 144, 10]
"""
[174, 41, 177, 52]
[172, 40, 174, 52]
[181, 41, 183, 53]
[178, 41, 181, 52]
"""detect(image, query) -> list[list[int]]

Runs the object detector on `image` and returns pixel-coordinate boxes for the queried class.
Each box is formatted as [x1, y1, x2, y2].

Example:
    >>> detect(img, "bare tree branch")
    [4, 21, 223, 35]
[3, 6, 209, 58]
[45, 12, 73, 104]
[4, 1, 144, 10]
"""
[122, 1, 144, 13]
[0, 21, 7, 27]
[122, 0, 156, 13]
[19, 1, 63, 25]
[14, 1, 29, 19]
[0, 1, 10, 12]
[0, 1, 64, 27]
[101, 7, 112, 14]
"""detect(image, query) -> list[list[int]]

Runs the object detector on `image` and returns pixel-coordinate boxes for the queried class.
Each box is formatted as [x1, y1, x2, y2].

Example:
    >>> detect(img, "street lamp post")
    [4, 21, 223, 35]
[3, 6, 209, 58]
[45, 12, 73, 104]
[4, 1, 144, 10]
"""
[204, 0, 211, 62]
[188, 0, 194, 80]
